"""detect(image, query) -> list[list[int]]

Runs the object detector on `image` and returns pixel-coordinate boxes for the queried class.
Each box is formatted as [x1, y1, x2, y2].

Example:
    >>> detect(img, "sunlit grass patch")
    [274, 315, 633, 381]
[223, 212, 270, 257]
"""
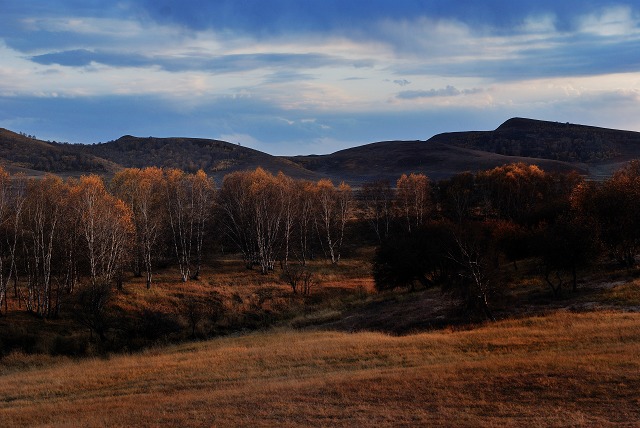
[1, 311, 639, 426]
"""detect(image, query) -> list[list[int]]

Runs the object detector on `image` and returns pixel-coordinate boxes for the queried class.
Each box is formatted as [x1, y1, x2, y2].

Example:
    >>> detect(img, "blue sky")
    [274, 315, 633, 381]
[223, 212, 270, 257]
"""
[1, 1, 639, 155]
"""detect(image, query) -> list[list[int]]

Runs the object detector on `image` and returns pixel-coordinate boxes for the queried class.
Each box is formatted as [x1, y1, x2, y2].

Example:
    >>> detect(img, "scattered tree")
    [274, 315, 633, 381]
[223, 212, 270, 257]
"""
[112, 167, 166, 288]
[314, 179, 352, 264]
[396, 173, 431, 232]
[22, 175, 66, 317]
[361, 179, 394, 242]
[574, 161, 640, 267]
[73, 175, 134, 289]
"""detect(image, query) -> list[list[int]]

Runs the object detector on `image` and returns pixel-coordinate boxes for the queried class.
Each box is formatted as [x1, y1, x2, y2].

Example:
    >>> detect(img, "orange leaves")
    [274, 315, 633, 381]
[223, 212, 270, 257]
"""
[316, 178, 334, 191]
[74, 174, 134, 229]
[69, 175, 134, 286]
[481, 162, 544, 181]
[0, 165, 9, 187]
[476, 163, 552, 222]
[218, 168, 354, 268]
[396, 172, 431, 232]
[314, 178, 352, 264]
[112, 167, 216, 285]
[337, 181, 351, 193]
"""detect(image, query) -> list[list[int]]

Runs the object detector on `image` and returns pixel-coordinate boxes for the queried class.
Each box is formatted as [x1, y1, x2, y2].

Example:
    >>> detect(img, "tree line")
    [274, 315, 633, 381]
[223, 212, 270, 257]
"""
[0, 166, 357, 319]
[372, 162, 640, 320]
[1, 161, 639, 323]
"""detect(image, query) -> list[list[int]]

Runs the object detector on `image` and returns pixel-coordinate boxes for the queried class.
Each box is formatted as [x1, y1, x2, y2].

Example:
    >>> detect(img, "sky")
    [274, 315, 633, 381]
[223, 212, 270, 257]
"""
[1, 1, 640, 155]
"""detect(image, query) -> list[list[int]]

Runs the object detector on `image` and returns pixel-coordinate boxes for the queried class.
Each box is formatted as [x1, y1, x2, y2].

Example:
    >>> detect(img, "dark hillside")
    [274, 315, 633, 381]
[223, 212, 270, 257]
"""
[438, 117, 640, 163]
[80, 136, 322, 182]
[2, 117, 640, 182]
[0, 128, 115, 174]
[287, 139, 588, 184]
[287, 117, 640, 184]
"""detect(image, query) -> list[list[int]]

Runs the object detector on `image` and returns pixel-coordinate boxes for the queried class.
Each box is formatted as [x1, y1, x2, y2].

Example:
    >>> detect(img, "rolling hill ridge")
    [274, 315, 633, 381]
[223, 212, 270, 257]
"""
[2, 117, 640, 182]
[75, 135, 320, 181]
[286, 118, 640, 182]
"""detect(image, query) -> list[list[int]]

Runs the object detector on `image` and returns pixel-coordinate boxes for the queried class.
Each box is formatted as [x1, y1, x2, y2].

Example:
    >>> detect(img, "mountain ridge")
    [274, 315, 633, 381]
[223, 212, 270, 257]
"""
[2, 117, 639, 182]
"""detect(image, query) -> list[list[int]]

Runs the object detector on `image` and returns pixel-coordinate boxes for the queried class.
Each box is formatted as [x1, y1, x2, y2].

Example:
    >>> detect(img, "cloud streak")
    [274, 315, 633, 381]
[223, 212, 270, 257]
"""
[30, 49, 374, 73]
[397, 86, 484, 100]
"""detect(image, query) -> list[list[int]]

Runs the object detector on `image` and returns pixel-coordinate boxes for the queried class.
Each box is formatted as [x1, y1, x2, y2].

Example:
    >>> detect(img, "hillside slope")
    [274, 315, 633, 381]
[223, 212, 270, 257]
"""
[484, 117, 640, 162]
[287, 118, 640, 183]
[439, 117, 640, 179]
[0, 130, 322, 181]
[287, 140, 588, 184]
[1, 312, 638, 426]
[0, 129, 117, 175]
[78, 136, 322, 182]
[2, 118, 640, 182]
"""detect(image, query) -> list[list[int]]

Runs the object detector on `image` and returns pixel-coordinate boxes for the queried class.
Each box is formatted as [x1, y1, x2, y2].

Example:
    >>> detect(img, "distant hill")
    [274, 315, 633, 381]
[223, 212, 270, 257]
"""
[436, 118, 640, 179]
[0, 128, 117, 175]
[286, 139, 589, 184]
[76, 136, 322, 182]
[2, 118, 640, 183]
[286, 118, 640, 183]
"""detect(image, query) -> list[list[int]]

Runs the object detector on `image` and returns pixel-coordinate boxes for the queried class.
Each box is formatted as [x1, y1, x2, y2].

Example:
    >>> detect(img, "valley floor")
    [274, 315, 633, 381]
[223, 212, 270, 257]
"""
[1, 310, 639, 427]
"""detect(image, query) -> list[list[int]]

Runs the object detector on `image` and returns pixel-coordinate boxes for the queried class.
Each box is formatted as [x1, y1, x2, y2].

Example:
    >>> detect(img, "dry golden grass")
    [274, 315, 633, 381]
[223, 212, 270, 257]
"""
[598, 278, 640, 307]
[1, 310, 639, 427]
[114, 254, 374, 308]
[0, 253, 380, 358]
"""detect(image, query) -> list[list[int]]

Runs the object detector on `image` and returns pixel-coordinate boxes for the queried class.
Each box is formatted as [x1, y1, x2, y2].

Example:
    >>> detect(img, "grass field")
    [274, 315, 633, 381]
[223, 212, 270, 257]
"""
[2, 251, 640, 426]
[1, 310, 639, 427]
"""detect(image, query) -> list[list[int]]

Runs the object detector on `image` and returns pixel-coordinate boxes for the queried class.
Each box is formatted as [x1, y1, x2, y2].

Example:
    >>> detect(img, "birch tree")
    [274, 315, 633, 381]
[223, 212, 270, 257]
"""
[164, 169, 215, 281]
[191, 170, 215, 279]
[73, 175, 133, 289]
[277, 173, 296, 268]
[249, 168, 283, 274]
[361, 179, 393, 242]
[112, 167, 166, 288]
[164, 169, 193, 282]
[5, 175, 26, 306]
[0, 169, 25, 314]
[294, 180, 315, 266]
[22, 175, 65, 317]
[218, 170, 257, 267]
[314, 179, 352, 264]
[396, 173, 431, 233]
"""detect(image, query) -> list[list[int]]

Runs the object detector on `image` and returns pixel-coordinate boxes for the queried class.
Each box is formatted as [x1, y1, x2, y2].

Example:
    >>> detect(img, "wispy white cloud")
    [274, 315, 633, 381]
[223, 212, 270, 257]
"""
[397, 86, 484, 99]
[520, 14, 557, 34]
[21, 16, 146, 38]
[576, 6, 639, 37]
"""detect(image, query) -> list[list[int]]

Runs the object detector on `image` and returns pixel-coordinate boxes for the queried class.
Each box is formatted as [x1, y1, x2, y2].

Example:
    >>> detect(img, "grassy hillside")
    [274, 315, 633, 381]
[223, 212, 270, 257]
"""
[286, 117, 640, 183]
[1, 311, 638, 427]
[80, 135, 322, 182]
[4, 117, 640, 182]
[0, 128, 116, 175]
[492, 118, 640, 162]
[0, 129, 321, 181]
[287, 140, 587, 184]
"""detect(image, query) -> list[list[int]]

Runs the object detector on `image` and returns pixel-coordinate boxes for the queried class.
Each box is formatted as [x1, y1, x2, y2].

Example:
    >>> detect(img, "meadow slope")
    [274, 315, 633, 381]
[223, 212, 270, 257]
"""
[1, 311, 639, 427]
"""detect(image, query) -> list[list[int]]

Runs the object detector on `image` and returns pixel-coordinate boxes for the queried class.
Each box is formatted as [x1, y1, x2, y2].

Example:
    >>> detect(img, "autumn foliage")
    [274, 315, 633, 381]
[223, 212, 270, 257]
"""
[369, 163, 638, 318]
[0, 160, 638, 334]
